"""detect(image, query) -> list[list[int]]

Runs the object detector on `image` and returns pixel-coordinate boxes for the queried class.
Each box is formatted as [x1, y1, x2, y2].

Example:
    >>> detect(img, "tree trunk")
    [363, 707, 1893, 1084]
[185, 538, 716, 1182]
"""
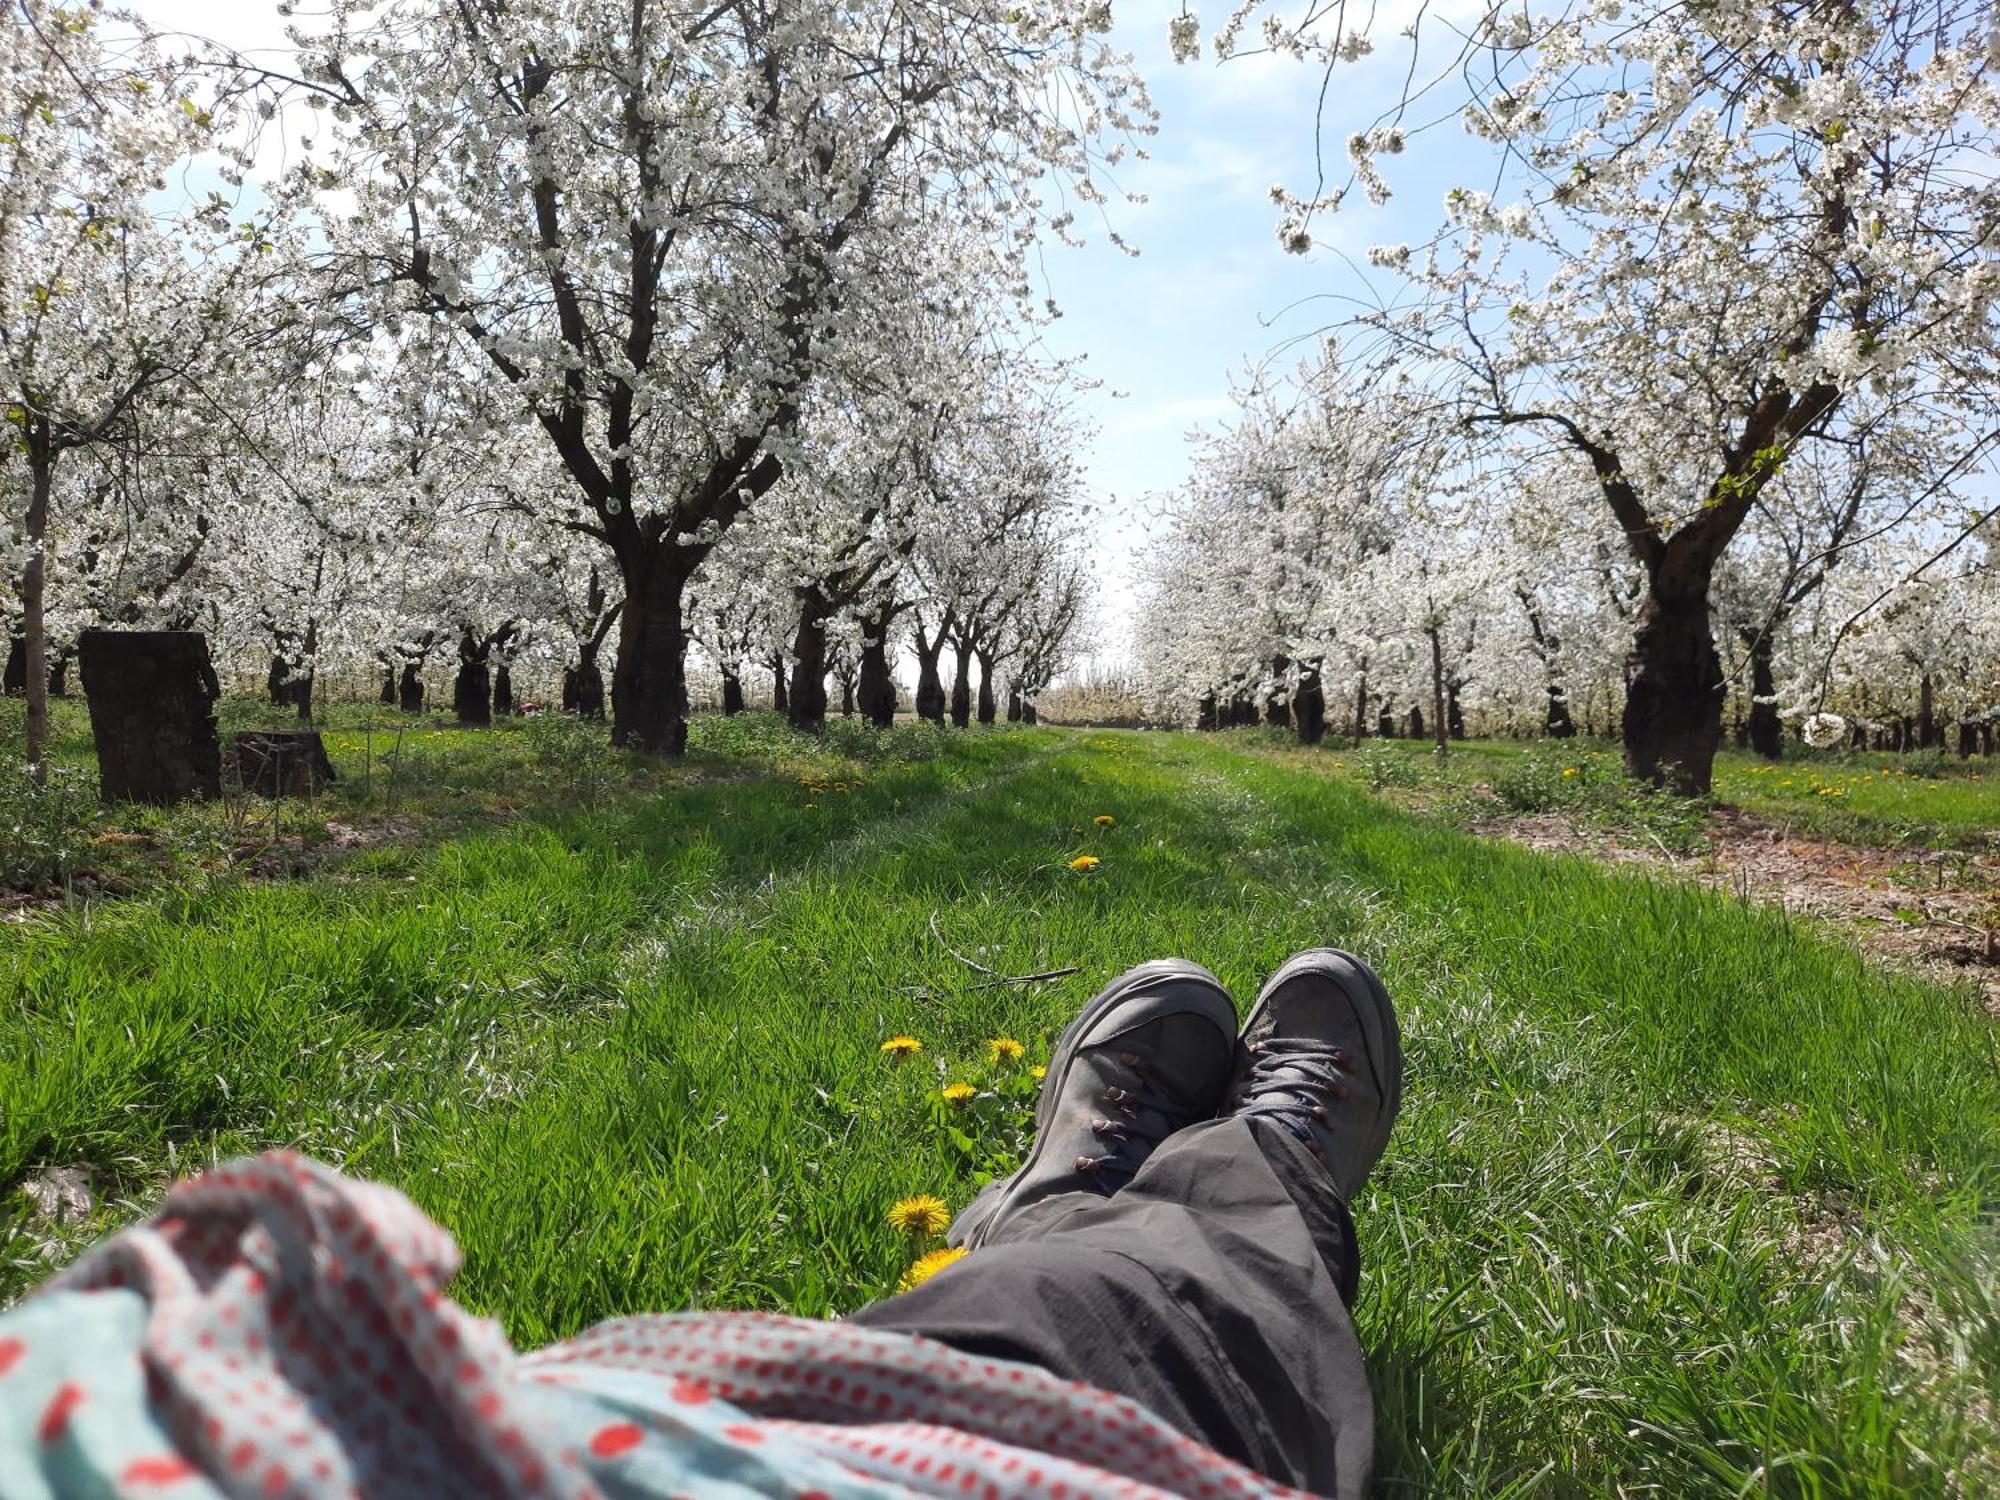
[380, 664, 397, 705]
[1447, 681, 1466, 741]
[1956, 721, 1977, 759]
[1196, 692, 1218, 731]
[915, 643, 946, 725]
[1294, 661, 1327, 746]
[770, 652, 789, 714]
[1264, 655, 1292, 728]
[788, 594, 830, 730]
[1426, 626, 1448, 756]
[454, 628, 492, 726]
[571, 645, 605, 720]
[975, 651, 997, 725]
[609, 558, 692, 755]
[3, 637, 24, 696]
[23, 452, 51, 775]
[839, 674, 855, 717]
[1746, 635, 1782, 760]
[1006, 686, 1024, 723]
[1353, 675, 1369, 747]
[1917, 673, 1937, 749]
[1379, 709, 1397, 738]
[78, 630, 222, 804]
[949, 645, 972, 729]
[1623, 570, 1726, 794]
[858, 621, 897, 728]
[493, 663, 514, 718]
[720, 669, 745, 715]
[399, 664, 425, 714]
[1022, 699, 1038, 725]
[1546, 687, 1575, 739]
[1408, 705, 1426, 741]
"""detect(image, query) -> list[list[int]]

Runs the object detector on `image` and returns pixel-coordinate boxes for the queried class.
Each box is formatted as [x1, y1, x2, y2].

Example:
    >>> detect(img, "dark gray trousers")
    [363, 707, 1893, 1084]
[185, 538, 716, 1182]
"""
[851, 1117, 1373, 1496]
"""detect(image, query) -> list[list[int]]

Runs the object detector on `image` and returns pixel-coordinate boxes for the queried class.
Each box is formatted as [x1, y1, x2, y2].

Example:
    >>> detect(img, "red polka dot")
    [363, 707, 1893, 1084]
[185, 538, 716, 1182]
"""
[228, 1440, 257, 1472]
[37, 1383, 85, 1443]
[0, 1338, 24, 1376]
[669, 1378, 710, 1405]
[261, 1462, 290, 1496]
[121, 1457, 196, 1485]
[588, 1423, 643, 1458]
[722, 1424, 765, 1445]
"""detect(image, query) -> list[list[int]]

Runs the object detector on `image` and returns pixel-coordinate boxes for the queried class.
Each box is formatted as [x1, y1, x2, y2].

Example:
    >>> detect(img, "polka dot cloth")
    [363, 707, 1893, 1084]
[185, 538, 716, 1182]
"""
[2, 1153, 1308, 1499]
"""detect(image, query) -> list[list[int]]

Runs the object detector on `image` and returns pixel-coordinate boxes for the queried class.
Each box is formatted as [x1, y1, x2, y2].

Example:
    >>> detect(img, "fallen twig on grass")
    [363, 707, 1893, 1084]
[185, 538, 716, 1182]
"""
[968, 965, 1079, 990]
[929, 909, 997, 975]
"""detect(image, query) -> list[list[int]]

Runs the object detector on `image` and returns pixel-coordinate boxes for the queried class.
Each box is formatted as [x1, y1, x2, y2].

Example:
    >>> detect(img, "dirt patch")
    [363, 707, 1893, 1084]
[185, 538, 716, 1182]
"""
[1481, 806, 2000, 1015]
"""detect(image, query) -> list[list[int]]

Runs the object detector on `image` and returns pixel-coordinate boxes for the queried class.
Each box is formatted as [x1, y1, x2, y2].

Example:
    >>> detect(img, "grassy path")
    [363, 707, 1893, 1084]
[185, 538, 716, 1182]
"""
[4, 726, 1996, 1495]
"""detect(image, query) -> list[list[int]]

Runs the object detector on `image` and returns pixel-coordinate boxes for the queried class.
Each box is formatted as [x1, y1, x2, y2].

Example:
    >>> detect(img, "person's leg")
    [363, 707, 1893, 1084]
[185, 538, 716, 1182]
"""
[853, 948, 1400, 1497]
[851, 1113, 1372, 1494]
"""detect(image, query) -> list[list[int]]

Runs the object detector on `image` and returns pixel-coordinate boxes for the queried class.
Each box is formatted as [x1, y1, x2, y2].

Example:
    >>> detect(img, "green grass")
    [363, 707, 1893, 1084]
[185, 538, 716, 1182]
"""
[1255, 730, 2000, 852]
[3, 718, 1997, 1495]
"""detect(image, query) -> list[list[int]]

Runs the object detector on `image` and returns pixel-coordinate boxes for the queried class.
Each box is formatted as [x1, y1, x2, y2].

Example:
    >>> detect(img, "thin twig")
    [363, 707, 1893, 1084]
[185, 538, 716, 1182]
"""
[969, 966, 1080, 991]
[929, 909, 997, 975]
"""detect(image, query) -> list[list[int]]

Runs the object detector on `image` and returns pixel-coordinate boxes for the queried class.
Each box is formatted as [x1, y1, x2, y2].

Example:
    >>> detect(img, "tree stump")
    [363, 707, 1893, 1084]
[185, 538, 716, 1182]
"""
[78, 630, 222, 804]
[235, 730, 337, 798]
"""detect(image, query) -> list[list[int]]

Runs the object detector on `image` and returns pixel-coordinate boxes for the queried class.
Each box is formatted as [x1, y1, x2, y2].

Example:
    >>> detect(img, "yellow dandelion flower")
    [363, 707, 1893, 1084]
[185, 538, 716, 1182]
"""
[879, 1035, 923, 1059]
[1068, 855, 1100, 872]
[940, 1082, 977, 1106]
[1029, 1065, 1047, 1081]
[898, 1246, 968, 1291]
[987, 1037, 1025, 1065]
[1093, 814, 1116, 827]
[1562, 767, 1579, 777]
[888, 1194, 951, 1237]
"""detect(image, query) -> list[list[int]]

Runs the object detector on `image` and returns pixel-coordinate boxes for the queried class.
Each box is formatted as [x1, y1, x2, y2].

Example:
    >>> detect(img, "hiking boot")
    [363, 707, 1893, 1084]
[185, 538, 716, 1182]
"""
[947, 959, 1237, 1250]
[1226, 948, 1402, 1202]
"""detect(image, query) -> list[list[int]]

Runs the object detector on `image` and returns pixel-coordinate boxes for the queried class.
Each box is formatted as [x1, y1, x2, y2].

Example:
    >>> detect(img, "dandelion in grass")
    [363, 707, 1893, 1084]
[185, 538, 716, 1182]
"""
[1093, 814, 1116, 827]
[1562, 767, 1579, 778]
[879, 1035, 922, 1060]
[1068, 855, 1100, 871]
[898, 1246, 967, 1291]
[988, 1037, 1025, 1065]
[888, 1195, 950, 1237]
[1030, 1065, 1047, 1081]
[941, 1082, 977, 1107]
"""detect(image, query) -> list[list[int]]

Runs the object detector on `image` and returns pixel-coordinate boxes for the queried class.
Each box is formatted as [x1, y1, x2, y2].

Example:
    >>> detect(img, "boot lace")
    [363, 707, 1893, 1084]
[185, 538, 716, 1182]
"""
[1230, 1038, 1352, 1154]
[1071, 1053, 1188, 1188]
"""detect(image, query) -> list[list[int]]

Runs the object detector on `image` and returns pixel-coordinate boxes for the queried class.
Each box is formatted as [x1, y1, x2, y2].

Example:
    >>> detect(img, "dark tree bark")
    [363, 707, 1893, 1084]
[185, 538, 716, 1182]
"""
[975, 649, 997, 726]
[1623, 568, 1726, 792]
[1547, 689, 1575, 739]
[1022, 699, 1039, 725]
[1447, 679, 1466, 740]
[1293, 660, 1326, 746]
[1425, 625, 1449, 756]
[380, 664, 398, 705]
[770, 652, 790, 714]
[569, 650, 606, 720]
[720, 669, 745, 715]
[493, 663, 515, 718]
[787, 590, 830, 730]
[857, 613, 898, 728]
[78, 631, 222, 804]
[840, 673, 855, 717]
[236, 730, 337, 799]
[1956, 721, 1977, 758]
[1378, 709, 1397, 738]
[606, 557, 694, 754]
[1354, 676, 1370, 746]
[45, 648, 69, 698]
[454, 627, 493, 726]
[1006, 686, 1024, 723]
[1917, 673, 1937, 750]
[1264, 654, 1292, 729]
[3, 637, 24, 696]
[1196, 692, 1218, 732]
[949, 644, 973, 729]
[1745, 633, 1783, 760]
[399, 664, 425, 714]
